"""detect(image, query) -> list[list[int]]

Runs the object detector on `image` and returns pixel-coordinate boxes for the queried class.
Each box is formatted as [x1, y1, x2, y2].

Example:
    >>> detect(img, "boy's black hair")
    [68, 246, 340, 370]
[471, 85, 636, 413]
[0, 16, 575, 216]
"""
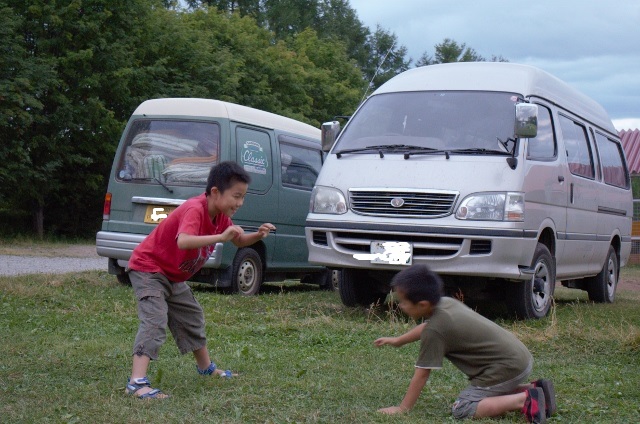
[206, 161, 251, 195]
[391, 264, 443, 305]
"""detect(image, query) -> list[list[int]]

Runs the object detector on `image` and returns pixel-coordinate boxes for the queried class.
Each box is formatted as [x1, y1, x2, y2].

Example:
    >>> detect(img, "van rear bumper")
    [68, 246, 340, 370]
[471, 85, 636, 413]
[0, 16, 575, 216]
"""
[95, 231, 224, 269]
[305, 223, 538, 281]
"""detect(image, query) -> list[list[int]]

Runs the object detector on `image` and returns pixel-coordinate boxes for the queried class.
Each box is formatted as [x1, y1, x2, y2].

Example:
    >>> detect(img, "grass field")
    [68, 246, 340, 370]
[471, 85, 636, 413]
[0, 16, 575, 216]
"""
[1, 266, 639, 423]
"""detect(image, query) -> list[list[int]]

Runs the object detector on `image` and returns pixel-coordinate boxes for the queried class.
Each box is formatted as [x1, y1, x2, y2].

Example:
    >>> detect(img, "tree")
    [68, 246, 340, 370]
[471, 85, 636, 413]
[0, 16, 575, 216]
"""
[0, 0, 162, 237]
[288, 28, 364, 123]
[0, 2, 57, 233]
[0, 0, 371, 237]
[416, 38, 485, 66]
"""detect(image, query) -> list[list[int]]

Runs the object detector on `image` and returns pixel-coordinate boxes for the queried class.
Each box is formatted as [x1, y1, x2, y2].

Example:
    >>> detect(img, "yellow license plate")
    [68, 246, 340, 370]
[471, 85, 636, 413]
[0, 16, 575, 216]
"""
[144, 205, 177, 224]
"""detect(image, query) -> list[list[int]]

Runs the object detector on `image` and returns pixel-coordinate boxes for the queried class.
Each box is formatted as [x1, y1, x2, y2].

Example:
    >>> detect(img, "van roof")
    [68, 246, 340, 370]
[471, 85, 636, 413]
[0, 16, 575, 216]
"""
[132, 98, 321, 140]
[373, 62, 617, 134]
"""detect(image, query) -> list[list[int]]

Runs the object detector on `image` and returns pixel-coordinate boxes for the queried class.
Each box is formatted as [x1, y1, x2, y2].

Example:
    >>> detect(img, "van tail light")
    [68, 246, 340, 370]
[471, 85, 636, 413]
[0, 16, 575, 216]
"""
[103, 192, 112, 220]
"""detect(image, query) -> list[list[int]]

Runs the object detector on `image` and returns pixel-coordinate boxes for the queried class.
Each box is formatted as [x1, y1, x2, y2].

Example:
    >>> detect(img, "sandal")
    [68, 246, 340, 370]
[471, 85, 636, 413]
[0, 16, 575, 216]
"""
[197, 362, 234, 378]
[126, 376, 169, 399]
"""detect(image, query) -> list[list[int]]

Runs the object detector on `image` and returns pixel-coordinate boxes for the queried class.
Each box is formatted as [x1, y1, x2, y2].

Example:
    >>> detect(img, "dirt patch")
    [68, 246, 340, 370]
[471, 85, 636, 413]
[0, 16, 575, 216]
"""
[619, 275, 640, 292]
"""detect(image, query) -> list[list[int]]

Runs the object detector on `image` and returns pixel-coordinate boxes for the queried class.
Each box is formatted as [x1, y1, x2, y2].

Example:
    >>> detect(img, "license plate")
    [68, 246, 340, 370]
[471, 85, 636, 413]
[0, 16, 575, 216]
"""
[370, 241, 413, 265]
[144, 205, 177, 224]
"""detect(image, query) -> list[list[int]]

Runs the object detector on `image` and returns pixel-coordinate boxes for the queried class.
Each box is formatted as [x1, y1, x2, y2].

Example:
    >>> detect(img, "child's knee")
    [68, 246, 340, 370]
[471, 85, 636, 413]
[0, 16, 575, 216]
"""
[451, 398, 478, 420]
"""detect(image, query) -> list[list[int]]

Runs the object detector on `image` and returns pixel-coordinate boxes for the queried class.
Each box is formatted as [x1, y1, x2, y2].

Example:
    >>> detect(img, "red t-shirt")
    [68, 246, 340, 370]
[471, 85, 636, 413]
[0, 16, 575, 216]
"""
[129, 193, 232, 282]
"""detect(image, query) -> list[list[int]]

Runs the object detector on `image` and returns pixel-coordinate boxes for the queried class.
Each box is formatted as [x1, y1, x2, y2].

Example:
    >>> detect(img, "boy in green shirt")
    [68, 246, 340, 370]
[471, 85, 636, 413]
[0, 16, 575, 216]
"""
[374, 264, 556, 423]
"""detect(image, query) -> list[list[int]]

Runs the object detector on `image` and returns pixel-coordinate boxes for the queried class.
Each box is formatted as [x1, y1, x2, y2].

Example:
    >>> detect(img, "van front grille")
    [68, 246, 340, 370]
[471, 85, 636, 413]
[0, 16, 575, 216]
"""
[334, 231, 462, 258]
[349, 189, 458, 218]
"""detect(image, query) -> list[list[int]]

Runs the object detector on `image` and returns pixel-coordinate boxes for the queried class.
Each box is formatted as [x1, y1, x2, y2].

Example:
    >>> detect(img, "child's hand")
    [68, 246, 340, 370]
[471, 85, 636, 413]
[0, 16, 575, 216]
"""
[374, 337, 400, 347]
[378, 406, 407, 415]
[221, 225, 244, 242]
[257, 223, 276, 239]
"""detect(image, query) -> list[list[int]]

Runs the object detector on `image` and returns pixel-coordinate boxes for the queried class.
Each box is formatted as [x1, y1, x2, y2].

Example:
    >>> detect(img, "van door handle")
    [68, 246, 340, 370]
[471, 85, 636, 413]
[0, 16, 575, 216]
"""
[558, 175, 564, 182]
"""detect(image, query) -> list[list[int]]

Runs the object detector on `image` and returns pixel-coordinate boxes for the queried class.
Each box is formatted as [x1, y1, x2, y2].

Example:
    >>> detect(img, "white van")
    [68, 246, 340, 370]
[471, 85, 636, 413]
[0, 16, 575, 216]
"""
[97, 98, 334, 294]
[306, 62, 632, 318]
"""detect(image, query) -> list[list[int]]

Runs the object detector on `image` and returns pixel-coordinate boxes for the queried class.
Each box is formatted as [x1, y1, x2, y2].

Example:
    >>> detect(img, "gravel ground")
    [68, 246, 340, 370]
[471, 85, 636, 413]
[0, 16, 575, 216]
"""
[0, 245, 107, 276]
[0, 255, 107, 276]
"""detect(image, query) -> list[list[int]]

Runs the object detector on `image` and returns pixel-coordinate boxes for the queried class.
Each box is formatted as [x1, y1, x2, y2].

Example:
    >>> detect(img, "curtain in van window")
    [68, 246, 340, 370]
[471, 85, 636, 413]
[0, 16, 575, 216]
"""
[119, 120, 220, 185]
[558, 115, 594, 178]
[594, 132, 628, 188]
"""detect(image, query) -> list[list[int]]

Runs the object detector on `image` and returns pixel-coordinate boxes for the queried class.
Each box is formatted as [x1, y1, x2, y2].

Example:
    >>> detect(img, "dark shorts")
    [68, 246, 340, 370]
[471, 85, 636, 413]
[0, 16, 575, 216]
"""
[451, 359, 533, 420]
[129, 270, 207, 359]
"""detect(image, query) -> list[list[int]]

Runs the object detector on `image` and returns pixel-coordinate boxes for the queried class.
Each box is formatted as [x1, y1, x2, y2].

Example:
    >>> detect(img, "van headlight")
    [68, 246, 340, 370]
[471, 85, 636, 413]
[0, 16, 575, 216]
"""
[310, 186, 347, 214]
[455, 192, 524, 221]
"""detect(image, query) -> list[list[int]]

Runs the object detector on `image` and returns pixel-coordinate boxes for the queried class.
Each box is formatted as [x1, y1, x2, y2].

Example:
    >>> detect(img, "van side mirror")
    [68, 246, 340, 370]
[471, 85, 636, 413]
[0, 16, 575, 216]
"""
[321, 121, 341, 152]
[515, 103, 538, 138]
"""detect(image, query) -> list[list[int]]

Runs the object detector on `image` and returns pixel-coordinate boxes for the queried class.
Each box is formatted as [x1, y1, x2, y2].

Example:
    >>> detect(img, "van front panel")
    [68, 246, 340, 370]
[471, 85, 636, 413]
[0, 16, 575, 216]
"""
[306, 154, 540, 280]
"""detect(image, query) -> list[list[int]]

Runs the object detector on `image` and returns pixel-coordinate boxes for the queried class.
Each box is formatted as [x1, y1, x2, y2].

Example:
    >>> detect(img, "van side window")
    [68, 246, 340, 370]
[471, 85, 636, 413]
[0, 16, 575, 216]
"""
[279, 141, 322, 190]
[558, 115, 594, 179]
[526, 105, 555, 159]
[594, 132, 629, 188]
[118, 120, 220, 185]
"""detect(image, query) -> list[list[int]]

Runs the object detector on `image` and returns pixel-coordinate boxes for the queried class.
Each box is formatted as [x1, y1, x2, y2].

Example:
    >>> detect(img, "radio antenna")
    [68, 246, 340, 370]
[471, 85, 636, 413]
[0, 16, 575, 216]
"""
[359, 40, 396, 105]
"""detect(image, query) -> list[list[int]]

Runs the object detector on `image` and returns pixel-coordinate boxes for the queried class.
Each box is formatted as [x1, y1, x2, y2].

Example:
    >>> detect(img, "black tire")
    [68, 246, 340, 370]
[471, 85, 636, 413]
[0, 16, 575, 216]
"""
[508, 243, 555, 319]
[231, 248, 263, 296]
[586, 245, 618, 303]
[339, 268, 384, 306]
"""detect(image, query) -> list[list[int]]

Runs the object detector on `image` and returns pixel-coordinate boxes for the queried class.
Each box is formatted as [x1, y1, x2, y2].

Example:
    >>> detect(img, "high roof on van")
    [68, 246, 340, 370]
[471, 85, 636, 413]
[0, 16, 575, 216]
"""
[132, 98, 320, 140]
[373, 62, 617, 135]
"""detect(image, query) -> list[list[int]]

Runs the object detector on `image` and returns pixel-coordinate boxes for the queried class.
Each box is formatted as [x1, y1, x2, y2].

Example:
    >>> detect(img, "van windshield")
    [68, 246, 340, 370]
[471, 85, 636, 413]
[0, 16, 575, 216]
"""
[335, 91, 520, 154]
[117, 120, 220, 185]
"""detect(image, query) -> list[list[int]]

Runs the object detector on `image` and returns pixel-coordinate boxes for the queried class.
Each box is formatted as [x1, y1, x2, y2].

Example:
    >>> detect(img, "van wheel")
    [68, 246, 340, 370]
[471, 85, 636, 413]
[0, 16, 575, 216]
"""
[109, 258, 131, 286]
[586, 246, 618, 303]
[340, 269, 382, 306]
[508, 243, 555, 319]
[231, 248, 263, 296]
[319, 269, 341, 291]
[116, 273, 132, 286]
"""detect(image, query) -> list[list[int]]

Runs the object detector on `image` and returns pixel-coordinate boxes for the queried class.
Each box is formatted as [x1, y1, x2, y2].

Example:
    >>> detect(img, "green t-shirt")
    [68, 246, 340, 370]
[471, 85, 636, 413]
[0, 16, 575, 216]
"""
[417, 297, 532, 387]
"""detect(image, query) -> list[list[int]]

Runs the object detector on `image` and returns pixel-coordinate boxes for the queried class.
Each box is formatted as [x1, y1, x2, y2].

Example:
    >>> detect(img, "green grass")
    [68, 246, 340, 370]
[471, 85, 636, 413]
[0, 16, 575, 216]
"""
[1, 269, 640, 423]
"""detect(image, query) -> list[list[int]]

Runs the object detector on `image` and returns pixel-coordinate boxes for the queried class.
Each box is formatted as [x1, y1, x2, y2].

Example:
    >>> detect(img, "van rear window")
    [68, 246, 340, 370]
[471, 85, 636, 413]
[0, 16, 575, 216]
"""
[117, 120, 220, 185]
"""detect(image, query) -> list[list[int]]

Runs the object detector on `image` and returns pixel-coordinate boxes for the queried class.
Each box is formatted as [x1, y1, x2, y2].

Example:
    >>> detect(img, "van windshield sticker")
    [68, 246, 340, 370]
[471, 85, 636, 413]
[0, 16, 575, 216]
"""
[241, 140, 268, 175]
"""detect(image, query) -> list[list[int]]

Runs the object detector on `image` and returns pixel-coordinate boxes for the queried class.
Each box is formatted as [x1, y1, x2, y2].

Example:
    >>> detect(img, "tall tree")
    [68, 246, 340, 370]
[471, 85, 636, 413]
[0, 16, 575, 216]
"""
[0, 1, 56, 232]
[416, 38, 485, 66]
[315, 0, 369, 69]
[0, 0, 160, 237]
[184, 0, 263, 22]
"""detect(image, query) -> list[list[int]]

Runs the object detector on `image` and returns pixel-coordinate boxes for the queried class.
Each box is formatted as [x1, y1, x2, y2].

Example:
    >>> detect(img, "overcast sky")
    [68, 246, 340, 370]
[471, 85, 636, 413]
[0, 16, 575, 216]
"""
[348, 0, 640, 131]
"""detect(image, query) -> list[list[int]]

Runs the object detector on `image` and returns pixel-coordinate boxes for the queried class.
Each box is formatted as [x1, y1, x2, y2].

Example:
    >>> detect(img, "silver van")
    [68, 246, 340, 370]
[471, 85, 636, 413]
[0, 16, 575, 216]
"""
[97, 98, 333, 294]
[306, 62, 632, 318]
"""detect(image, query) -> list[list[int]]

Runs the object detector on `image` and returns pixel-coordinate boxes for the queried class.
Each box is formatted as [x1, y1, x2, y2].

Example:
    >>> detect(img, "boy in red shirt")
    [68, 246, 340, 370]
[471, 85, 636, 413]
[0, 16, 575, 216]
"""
[125, 161, 275, 399]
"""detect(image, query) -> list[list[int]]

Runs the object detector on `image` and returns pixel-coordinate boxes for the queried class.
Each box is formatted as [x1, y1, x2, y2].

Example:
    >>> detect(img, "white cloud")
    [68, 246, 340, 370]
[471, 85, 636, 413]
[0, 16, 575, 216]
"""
[349, 0, 640, 123]
[613, 119, 640, 132]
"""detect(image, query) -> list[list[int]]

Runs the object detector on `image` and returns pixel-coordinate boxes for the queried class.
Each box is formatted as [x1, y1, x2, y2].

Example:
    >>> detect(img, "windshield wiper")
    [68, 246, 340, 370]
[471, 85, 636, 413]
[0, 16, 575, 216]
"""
[336, 144, 429, 158]
[447, 148, 511, 155]
[402, 147, 451, 160]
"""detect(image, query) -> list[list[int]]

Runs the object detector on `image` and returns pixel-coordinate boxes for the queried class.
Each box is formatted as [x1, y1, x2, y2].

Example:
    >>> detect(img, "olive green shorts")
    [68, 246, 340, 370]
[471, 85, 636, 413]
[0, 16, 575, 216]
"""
[129, 270, 207, 359]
